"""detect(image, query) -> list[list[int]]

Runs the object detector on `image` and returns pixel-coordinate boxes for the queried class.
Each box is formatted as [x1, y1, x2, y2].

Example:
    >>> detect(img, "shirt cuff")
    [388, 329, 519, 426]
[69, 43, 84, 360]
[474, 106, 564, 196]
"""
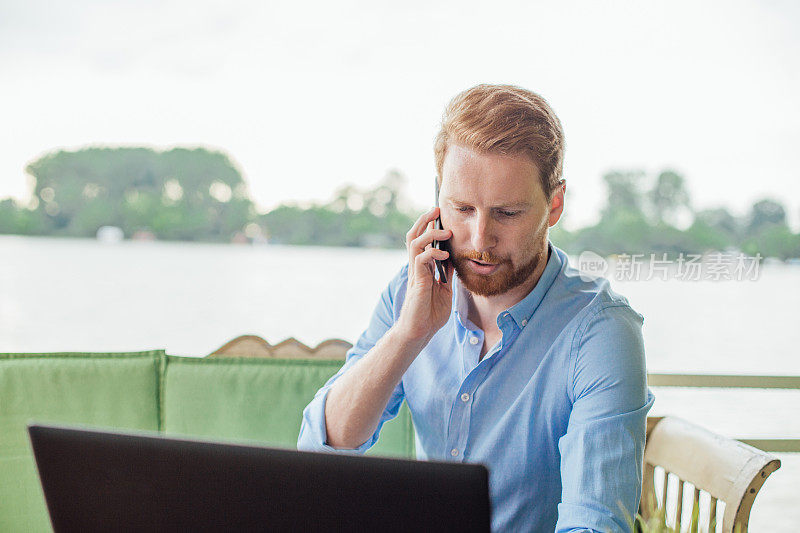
[297, 386, 375, 454]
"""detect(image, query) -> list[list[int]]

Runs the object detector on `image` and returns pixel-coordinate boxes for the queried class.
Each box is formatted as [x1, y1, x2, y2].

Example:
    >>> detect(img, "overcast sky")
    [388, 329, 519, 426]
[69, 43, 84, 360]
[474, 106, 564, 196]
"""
[1, 0, 798, 229]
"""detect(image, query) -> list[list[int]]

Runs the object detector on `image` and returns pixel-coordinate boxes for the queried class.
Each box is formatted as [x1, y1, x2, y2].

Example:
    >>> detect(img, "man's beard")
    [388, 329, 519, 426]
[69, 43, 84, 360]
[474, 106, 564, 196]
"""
[452, 246, 546, 297]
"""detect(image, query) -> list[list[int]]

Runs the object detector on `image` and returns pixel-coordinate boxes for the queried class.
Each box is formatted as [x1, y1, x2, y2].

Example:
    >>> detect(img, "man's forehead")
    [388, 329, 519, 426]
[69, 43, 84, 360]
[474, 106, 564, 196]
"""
[440, 170, 542, 206]
[441, 145, 543, 192]
[442, 143, 541, 175]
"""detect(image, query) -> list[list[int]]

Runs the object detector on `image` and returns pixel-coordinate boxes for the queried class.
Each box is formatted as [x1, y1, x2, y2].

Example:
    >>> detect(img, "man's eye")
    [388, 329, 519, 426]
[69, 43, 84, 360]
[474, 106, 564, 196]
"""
[457, 206, 472, 213]
[499, 210, 519, 217]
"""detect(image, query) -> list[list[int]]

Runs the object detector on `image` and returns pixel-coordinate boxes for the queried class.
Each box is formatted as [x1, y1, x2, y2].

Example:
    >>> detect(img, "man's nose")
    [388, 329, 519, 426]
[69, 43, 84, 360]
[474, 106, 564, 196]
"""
[470, 211, 496, 252]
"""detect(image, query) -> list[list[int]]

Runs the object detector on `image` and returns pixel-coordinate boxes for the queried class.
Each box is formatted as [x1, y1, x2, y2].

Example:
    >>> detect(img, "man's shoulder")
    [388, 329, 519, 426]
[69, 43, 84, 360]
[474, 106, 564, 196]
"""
[376, 263, 411, 319]
[549, 251, 648, 402]
[550, 247, 644, 333]
[387, 262, 410, 294]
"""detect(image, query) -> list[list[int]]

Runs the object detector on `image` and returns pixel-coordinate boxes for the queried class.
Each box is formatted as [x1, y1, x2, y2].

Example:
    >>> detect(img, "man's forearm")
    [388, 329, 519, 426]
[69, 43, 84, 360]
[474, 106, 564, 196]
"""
[324, 325, 429, 449]
[324, 205, 453, 449]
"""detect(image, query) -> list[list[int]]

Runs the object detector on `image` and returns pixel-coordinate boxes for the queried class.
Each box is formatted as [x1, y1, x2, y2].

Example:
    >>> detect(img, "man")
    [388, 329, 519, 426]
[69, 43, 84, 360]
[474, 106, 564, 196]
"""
[297, 84, 654, 532]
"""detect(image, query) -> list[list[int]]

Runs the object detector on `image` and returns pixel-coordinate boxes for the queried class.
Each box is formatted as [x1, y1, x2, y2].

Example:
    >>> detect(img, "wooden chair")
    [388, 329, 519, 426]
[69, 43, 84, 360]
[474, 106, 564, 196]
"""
[209, 335, 351, 360]
[640, 416, 781, 532]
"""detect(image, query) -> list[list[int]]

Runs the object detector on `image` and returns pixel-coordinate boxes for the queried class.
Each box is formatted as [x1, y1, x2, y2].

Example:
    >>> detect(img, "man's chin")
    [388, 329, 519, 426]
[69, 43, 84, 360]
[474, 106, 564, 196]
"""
[453, 250, 543, 297]
[454, 265, 511, 297]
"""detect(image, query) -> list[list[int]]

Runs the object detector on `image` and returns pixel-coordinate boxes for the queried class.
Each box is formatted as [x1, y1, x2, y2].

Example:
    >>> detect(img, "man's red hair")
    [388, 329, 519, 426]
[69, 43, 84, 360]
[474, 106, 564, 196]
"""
[434, 84, 565, 198]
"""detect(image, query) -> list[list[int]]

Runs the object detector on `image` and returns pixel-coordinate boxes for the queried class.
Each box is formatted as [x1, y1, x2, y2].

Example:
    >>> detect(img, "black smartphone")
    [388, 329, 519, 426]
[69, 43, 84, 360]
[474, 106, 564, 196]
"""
[433, 178, 450, 283]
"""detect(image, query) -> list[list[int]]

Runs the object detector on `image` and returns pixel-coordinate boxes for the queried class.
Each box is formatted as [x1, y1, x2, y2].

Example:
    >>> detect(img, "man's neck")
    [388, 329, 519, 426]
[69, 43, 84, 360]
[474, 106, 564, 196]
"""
[466, 245, 551, 334]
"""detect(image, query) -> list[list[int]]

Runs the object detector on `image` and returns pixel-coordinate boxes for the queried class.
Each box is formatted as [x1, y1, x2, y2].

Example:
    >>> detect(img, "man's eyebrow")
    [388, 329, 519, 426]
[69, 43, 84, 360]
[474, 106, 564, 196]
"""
[496, 202, 532, 209]
[448, 199, 532, 209]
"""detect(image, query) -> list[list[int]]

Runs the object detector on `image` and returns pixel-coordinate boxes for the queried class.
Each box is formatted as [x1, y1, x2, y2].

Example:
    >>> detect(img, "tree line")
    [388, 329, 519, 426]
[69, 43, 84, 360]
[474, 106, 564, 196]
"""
[0, 147, 798, 259]
[549, 170, 800, 259]
[0, 147, 254, 241]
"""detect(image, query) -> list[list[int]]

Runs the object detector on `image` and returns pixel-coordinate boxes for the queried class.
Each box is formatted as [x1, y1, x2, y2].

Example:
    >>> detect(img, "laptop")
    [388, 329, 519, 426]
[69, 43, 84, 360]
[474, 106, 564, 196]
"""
[28, 423, 491, 532]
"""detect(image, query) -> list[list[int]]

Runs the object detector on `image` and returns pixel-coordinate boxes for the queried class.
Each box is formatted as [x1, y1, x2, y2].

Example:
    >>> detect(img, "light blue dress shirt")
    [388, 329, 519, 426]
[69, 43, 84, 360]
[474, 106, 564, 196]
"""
[298, 243, 655, 532]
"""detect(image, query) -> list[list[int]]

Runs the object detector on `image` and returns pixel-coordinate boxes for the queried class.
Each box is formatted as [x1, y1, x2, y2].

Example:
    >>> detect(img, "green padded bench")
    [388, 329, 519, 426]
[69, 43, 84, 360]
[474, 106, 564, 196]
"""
[0, 350, 415, 532]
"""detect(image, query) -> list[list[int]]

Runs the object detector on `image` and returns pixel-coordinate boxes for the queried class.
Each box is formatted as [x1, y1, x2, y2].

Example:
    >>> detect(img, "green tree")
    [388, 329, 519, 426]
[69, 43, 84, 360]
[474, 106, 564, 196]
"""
[0, 199, 48, 235]
[600, 170, 646, 220]
[574, 209, 653, 256]
[741, 224, 800, 259]
[0, 199, 21, 234]
[745, 198, 786, 237]
[648, 170, 691, 225]
[694, 207, 739, 241]
[573, 169, 651, 256]
[24, 146, 254, 241]
[260, 172, 416, 248]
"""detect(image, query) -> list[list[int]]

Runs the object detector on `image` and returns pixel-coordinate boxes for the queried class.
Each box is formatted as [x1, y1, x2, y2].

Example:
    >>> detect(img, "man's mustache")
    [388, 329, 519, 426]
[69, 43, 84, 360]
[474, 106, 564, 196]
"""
[456, 250, 506, 265]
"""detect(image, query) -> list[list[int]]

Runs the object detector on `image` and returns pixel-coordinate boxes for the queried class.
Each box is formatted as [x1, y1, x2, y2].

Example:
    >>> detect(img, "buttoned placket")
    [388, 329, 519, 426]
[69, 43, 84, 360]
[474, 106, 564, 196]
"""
[445, 312, 521, 462]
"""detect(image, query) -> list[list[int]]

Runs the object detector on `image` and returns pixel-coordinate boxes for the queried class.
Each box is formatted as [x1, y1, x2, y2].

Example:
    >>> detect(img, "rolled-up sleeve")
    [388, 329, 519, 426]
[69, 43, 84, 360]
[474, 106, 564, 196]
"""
[555, 304, 655, 533]
[297, 265, 408, 453]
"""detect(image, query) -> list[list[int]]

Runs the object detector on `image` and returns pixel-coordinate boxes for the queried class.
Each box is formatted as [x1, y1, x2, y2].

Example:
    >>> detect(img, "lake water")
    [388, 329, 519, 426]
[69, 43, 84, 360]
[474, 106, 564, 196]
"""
[1, 235, 797, 528]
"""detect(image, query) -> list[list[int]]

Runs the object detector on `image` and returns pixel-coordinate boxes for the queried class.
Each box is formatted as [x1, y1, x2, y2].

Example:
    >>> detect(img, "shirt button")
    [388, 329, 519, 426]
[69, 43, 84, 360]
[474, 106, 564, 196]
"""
[460, 393, 470, 402]
[450, 448, 459, 457]
[469, 336, 479, 345]
[521, 319, 528, 326]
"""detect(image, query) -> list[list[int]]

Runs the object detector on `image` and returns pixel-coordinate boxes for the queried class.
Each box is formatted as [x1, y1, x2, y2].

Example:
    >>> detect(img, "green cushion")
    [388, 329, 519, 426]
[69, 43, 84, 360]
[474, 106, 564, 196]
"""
[0, 350, 164, 533]
[162, 356, 415, 458]
[0, 351, 417, 531]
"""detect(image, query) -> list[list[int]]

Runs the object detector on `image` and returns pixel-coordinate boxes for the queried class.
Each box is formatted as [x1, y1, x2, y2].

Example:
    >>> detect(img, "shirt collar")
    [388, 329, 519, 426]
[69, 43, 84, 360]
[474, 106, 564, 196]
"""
[453, 272, 472, 330]
[452, 241, 563, 331]
[506, 241, 562, 329]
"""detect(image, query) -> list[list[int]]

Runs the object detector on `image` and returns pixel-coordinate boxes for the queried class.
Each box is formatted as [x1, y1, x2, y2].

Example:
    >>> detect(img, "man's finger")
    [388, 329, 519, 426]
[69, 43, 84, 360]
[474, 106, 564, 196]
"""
[414, 247, 449, 270]
[406, 207, 439, 244]
[411, 228, 451, 255]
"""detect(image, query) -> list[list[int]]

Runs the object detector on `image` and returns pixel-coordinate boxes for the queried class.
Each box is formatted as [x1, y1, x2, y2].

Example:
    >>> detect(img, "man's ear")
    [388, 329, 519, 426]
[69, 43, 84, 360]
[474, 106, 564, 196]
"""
[547, 180, 566, 227]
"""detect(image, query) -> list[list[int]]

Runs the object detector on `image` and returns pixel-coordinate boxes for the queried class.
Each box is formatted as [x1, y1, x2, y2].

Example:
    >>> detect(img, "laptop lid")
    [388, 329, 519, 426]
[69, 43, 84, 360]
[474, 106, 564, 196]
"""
[28, 423, 491, 532]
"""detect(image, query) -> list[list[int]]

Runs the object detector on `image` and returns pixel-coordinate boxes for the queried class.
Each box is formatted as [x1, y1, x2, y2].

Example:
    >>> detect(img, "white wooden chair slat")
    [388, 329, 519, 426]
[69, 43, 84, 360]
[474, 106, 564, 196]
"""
[641, 416, 781, 533]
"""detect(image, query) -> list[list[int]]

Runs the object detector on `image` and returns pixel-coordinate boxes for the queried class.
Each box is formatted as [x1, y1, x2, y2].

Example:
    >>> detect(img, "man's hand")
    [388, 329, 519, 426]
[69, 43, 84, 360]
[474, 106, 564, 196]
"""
[321, 208, 454, 449]
[396, 207, 455, 344]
